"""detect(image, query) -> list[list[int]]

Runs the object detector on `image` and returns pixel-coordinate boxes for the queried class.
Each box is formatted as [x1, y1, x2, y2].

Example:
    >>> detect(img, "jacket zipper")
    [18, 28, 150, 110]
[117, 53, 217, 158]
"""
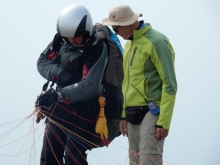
[125, 46, 137, 107]
[130, 47, 137, 66]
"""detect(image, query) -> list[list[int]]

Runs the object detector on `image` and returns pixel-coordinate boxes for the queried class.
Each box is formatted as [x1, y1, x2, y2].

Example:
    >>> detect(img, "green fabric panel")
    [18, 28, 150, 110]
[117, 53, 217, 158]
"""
[143, 28, 177, 94]
[144, 58, 162, 100]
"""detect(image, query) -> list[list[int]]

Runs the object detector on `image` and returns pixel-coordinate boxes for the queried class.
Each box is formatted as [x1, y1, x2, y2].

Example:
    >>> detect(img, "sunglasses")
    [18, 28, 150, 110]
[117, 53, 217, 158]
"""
[113, 26, 121, 33]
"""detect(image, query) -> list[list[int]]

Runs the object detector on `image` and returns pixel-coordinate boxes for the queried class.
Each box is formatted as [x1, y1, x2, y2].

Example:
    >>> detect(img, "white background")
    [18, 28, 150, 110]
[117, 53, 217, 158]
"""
[0, 0, 220, 165]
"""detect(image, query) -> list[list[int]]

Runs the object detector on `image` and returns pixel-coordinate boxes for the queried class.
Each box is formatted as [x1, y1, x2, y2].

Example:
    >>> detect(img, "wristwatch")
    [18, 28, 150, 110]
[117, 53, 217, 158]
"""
[57, 91, 64, 102]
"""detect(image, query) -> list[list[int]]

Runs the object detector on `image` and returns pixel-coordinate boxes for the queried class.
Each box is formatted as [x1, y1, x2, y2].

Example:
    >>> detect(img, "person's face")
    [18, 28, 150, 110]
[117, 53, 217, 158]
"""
[68, 35, 83, 45]
[112, 25, 131, 40]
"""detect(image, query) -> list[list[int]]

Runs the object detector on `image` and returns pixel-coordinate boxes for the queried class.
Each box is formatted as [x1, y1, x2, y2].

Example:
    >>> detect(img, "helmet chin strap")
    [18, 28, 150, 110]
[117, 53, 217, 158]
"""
[62, 37, 85, 50]
[70, 36, 90, 50]
[71, 33, 91, 49]
[61, 32, 92, 50]
[70, 44, 85, 50]
[81, 33, 90, 44]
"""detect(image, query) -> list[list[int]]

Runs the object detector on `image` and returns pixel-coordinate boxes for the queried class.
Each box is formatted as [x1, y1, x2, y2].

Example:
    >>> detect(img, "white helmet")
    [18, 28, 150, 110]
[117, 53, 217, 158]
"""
[57, 4, 93, 40]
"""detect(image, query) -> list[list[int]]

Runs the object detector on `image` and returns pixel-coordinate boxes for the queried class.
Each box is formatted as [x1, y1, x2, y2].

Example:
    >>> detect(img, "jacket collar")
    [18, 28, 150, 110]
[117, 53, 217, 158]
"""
[128, 21, 151, 40]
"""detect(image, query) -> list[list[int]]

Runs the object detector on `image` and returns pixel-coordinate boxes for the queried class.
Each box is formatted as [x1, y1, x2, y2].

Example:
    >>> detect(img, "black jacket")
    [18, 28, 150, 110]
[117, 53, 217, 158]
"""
[37, 28, 123, 121]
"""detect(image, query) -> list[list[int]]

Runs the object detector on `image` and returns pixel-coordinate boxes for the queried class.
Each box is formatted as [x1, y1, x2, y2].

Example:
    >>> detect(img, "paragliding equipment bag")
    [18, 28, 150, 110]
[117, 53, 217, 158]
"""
[125, 106, 149, 124]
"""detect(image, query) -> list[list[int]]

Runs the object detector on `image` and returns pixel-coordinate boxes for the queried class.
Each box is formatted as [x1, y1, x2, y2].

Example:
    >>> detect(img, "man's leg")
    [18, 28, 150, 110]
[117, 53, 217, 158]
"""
[64, 117, 91, 165]
[139, 112, 164, 165]
[127, 122, 140, 165]
[40, 121, 66, 165]
[64, 135, 88, 165]
[64, 98, 99, 165]
[63, 96, 121, 164]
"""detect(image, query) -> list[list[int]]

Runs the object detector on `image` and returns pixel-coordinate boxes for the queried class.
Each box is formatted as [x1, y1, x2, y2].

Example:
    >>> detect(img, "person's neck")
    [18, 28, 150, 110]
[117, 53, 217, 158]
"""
[133, 21, 141, 30]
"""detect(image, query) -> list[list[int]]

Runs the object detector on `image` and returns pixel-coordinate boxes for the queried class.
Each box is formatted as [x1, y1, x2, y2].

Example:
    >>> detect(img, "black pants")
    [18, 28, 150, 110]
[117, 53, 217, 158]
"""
[40, 122, 89, 165]
[40, 98, 99, 165]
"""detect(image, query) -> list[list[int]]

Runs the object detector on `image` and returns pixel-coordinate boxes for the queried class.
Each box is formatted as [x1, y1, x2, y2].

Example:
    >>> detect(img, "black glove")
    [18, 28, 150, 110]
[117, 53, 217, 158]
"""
[56, 71, 74, 87]
[37, 88, 58, 108]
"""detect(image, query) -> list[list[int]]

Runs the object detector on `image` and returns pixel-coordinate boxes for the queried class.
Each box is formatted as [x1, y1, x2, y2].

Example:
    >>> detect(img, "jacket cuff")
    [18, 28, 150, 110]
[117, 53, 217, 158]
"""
[155, 124, 163, 128]
[121, 109, 126, 118]
[58, 90, 71, 104]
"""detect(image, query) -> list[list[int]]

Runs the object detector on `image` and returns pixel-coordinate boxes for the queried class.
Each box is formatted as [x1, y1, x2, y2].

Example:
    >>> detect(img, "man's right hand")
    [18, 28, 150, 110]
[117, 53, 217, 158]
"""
[119, 120, 128, 136]
[56, 71, 74, 87]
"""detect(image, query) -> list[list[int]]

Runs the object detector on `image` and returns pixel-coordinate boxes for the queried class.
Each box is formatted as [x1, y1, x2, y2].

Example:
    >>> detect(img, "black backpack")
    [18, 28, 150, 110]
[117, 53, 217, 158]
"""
[92, 23, 124, 120]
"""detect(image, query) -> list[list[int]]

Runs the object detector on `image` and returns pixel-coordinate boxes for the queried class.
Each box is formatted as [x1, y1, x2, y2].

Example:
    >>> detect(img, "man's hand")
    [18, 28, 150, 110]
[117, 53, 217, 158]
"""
[34, 107, 45, 123]
[119, 120, 128, 136]
[37, 88, 58, 108]
[156, 127, 169, 140]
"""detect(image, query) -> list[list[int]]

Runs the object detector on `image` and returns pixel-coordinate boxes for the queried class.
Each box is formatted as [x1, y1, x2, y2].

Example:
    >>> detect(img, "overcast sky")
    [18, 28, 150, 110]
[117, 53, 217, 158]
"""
[0, 0, 220, 165]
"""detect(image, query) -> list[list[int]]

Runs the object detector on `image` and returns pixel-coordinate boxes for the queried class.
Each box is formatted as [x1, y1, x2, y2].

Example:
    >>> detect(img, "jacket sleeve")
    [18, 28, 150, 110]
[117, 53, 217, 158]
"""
[60, 40, 108, 103]
[152, 38, 177, 129]
[37, 33, 64, 81]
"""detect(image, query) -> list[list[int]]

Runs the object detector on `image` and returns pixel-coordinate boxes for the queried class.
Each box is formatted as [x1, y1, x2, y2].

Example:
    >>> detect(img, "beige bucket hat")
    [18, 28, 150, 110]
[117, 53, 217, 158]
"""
[102, 5, 142, 26]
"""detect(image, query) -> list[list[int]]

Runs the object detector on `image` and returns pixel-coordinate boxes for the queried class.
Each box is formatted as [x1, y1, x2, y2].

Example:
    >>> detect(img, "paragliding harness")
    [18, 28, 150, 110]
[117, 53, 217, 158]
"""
[36, 79, 109, 147]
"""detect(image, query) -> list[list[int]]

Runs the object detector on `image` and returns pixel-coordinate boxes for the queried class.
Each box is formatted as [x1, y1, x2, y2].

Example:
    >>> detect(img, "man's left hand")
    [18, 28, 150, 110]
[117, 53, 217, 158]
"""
[156, 127, 169, 140]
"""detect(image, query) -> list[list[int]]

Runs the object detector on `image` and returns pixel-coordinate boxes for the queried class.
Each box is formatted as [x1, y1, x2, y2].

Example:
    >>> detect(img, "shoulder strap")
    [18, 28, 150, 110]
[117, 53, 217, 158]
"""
[93, 23, 123, 56]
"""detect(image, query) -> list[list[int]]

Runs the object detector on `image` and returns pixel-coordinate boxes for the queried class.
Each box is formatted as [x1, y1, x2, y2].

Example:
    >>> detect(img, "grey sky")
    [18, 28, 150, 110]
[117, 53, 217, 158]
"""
[0, 0, 220, 164]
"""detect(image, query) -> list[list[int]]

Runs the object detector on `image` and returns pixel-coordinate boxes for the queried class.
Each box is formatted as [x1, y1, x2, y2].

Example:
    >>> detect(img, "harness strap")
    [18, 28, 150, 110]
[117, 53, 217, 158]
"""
[42, 80, 55, 92]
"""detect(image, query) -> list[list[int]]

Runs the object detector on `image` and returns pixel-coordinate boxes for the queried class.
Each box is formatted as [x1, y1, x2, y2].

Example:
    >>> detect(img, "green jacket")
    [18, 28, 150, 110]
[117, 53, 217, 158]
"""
[122, 24, 177, 129]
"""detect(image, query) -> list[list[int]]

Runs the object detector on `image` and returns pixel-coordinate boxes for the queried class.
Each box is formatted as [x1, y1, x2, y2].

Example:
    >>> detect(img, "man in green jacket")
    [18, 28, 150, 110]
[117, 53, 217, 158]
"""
[102, 5, 177, 165]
